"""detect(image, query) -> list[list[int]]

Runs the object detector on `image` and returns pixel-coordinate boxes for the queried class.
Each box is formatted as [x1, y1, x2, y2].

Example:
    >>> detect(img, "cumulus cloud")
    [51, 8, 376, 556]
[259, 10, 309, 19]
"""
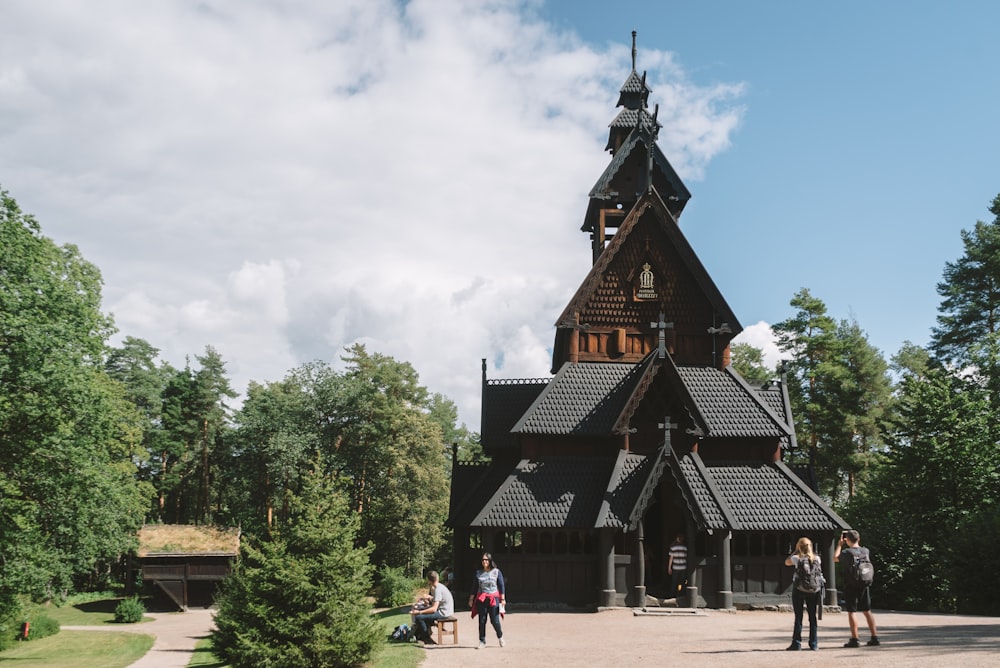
[0, 0, 746, 427]
[732, 320, 789, 372]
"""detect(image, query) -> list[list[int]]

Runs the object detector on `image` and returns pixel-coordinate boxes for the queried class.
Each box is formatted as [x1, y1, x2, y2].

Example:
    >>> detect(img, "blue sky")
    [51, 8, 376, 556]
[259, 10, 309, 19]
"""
[544, 0, 1000, 365]
[2, 1, 998, 428]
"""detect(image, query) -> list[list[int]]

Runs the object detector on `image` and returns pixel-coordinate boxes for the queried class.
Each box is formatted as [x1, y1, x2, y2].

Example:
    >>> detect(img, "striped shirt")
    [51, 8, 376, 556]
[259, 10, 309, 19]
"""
[669, 542, 688, 571]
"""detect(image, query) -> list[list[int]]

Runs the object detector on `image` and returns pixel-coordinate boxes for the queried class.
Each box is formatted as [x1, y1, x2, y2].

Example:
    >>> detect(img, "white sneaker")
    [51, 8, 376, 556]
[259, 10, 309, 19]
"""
[499, 637, 505, 648]
[477, 641, 486, 650]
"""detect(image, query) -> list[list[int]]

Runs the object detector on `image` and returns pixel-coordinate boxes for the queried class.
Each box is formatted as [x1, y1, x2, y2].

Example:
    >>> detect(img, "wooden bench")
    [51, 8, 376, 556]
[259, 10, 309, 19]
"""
[434, 616, 459, 645]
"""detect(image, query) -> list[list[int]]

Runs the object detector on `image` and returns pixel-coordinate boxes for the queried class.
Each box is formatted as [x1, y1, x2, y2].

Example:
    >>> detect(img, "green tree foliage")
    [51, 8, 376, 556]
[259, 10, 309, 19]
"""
[932, 193, 1000, 437]
[313, 345, 450, 575]
[223, 345, 453, 576]
[222, 375, 319, 536]
[156, 347, 235, 524]
[730, 342, 773, 384]
[0, 189, 152, 605]
[105, 336, 176, 496]
[211, 468, 381, 668]
[774, 289, 891, 500]
[845, 343, 994, 612]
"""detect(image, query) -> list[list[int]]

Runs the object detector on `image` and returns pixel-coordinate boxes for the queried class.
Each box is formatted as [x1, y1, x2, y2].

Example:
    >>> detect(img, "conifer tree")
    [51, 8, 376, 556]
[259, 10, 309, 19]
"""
[211, 466, 381, 668]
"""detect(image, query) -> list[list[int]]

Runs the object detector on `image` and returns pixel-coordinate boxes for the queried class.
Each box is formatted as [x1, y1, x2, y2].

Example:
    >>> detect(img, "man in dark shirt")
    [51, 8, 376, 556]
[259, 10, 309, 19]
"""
[834, 530, 880, 647]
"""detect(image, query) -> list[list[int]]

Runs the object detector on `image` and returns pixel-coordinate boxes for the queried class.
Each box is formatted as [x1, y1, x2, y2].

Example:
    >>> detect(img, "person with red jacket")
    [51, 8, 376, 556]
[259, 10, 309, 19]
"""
[467, 552, 506, 649]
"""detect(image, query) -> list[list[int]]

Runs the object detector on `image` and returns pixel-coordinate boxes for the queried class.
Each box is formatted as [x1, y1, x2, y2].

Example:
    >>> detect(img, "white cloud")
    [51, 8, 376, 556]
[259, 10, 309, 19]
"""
[0, 0, 746, 428]
[732, 320, 788, 372]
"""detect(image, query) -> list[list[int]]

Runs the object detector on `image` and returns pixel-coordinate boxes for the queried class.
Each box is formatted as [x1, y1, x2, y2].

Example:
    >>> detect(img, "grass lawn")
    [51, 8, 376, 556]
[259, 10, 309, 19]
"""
[183, 607, 424, 668]
[31, 595, 154, 626]
[5, 597, 423, 668]
[0, 630, 153, 667]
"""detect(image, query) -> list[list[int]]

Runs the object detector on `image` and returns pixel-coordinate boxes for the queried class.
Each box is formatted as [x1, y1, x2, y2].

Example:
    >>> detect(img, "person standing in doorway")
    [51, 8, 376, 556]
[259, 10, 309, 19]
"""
[835, 530, 880, 647]
[468, 552, 505, 649]
[668, 533, 688, 600]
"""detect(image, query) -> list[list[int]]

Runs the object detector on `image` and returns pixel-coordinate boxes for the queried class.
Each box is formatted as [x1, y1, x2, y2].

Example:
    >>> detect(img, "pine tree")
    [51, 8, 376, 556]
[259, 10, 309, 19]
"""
[211, 466, 381, 668]
[931, 192, 1000, 438]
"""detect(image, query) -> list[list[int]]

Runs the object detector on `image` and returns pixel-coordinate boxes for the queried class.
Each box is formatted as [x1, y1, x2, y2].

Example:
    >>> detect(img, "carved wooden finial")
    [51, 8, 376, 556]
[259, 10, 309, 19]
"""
[631, 30, 637, 71]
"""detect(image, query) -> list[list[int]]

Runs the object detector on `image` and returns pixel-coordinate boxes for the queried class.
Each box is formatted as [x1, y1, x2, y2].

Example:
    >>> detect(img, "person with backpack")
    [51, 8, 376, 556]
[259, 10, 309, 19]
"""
[835, 529, 880, 647]
[785, 536, 823, 650]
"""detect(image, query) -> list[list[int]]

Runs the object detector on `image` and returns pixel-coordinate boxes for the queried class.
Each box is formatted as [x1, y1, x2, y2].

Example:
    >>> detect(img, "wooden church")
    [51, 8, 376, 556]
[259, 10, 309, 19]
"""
[447, 34, 849, 609]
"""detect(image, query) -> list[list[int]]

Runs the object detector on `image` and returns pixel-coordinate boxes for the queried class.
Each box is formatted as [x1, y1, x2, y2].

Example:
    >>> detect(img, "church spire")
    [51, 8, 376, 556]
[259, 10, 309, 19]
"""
[606, 31, 657, 154]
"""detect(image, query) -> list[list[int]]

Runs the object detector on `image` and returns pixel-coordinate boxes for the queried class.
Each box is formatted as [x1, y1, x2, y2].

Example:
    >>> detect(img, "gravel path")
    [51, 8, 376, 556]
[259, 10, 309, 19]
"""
[419, 607, 1000, 668]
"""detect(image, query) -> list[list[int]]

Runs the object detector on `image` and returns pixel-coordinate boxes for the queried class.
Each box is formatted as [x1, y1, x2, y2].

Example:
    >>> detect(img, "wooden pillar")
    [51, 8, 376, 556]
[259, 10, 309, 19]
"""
[569, 312, 580, 364]
[717, 532, 733, 609]
[824, 534, 838, 606]
[631, 522, 646, 607]
[599, 529, 616, 607]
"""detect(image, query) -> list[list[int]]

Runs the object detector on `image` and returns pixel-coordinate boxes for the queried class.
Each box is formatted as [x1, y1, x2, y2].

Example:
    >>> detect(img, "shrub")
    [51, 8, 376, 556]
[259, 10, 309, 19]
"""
[114, 596, 145, 623]
[377, 566, 421, 608]
[23, 613, 60, 640]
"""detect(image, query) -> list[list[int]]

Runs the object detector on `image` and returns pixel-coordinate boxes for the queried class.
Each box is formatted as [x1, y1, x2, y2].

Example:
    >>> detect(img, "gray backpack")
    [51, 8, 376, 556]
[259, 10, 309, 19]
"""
[796, 557, 823, 593]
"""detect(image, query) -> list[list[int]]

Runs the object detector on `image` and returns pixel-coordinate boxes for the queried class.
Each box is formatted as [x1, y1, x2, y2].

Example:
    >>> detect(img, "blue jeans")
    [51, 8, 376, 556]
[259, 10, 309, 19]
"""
[476, 600, 503, 642]
[413, 610, 447, 640]
[791, 588, 820, 649]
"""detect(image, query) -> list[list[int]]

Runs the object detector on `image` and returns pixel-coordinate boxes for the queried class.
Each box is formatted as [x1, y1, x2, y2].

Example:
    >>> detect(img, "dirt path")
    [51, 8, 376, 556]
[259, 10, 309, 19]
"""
[419, 607, 1000, 668]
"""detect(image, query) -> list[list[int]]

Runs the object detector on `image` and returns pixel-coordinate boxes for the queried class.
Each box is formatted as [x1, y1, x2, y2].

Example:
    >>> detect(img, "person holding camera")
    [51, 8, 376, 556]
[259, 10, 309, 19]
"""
[834, 529, 880, 647]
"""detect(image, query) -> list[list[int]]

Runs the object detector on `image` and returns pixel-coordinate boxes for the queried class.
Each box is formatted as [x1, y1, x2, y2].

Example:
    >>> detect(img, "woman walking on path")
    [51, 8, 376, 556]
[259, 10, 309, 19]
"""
[468, 552, 506, 649]
[785, 537, 823, 651]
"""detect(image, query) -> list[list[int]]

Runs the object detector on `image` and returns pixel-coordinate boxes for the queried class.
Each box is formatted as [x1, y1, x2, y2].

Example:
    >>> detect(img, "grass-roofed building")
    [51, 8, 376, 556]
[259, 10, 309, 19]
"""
[447, 34, 848, 610]
[136, 524, 239, 610]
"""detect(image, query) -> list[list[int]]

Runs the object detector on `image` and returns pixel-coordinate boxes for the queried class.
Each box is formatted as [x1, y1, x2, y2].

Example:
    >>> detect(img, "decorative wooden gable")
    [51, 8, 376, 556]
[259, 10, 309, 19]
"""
[552, 191, 740, 371]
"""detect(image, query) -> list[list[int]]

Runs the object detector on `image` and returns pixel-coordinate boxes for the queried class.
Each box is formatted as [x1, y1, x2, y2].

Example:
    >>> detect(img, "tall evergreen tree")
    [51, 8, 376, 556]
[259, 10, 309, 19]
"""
[931, 192, 1000, 437]
[156, 348, 234, 524]
[223, 375, 319, 535]
[774, 289, 891, 499]
[312, 345, 450, 575]
[211, 467, 381, 668]
[846, 343, 993, 612]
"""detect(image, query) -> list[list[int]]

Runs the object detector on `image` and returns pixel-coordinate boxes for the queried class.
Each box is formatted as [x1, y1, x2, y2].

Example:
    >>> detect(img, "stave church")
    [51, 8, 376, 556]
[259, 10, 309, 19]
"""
[447, 33, 849, 609]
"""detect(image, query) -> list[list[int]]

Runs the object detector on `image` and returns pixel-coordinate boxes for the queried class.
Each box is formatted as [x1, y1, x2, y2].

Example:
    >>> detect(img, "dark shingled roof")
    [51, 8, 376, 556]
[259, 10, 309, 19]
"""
[446, 461, 511, 528]
[467, 451, 667, 530]
[512, 362, 645, 435]
[670, 451, 849, 533]
[676, 366, 791, 439]
[752, 379, 798, 452]
[599, 451, 658, 529]
[588, 131, 690, 204]
[472, 457, 616, 528]
[481, 378, 549, 450]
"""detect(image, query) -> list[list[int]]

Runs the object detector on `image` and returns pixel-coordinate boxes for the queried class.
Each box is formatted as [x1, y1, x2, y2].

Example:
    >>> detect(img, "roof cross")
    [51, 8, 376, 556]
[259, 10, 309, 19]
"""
[658, 416, 677, 447]
[649, 311, 673, 358]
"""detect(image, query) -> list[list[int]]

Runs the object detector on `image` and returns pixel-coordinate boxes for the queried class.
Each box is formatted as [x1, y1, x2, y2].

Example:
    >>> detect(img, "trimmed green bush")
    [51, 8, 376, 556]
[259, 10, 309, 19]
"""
[377, 567, 421, 608]
[114, 596, 145, 623]
[23, 613, 60, 641]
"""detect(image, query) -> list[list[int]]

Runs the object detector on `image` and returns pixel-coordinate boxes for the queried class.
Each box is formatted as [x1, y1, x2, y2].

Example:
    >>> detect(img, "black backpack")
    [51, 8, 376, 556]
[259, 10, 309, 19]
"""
[796, 557, 824, 593]
[846, 547, 875, 587]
